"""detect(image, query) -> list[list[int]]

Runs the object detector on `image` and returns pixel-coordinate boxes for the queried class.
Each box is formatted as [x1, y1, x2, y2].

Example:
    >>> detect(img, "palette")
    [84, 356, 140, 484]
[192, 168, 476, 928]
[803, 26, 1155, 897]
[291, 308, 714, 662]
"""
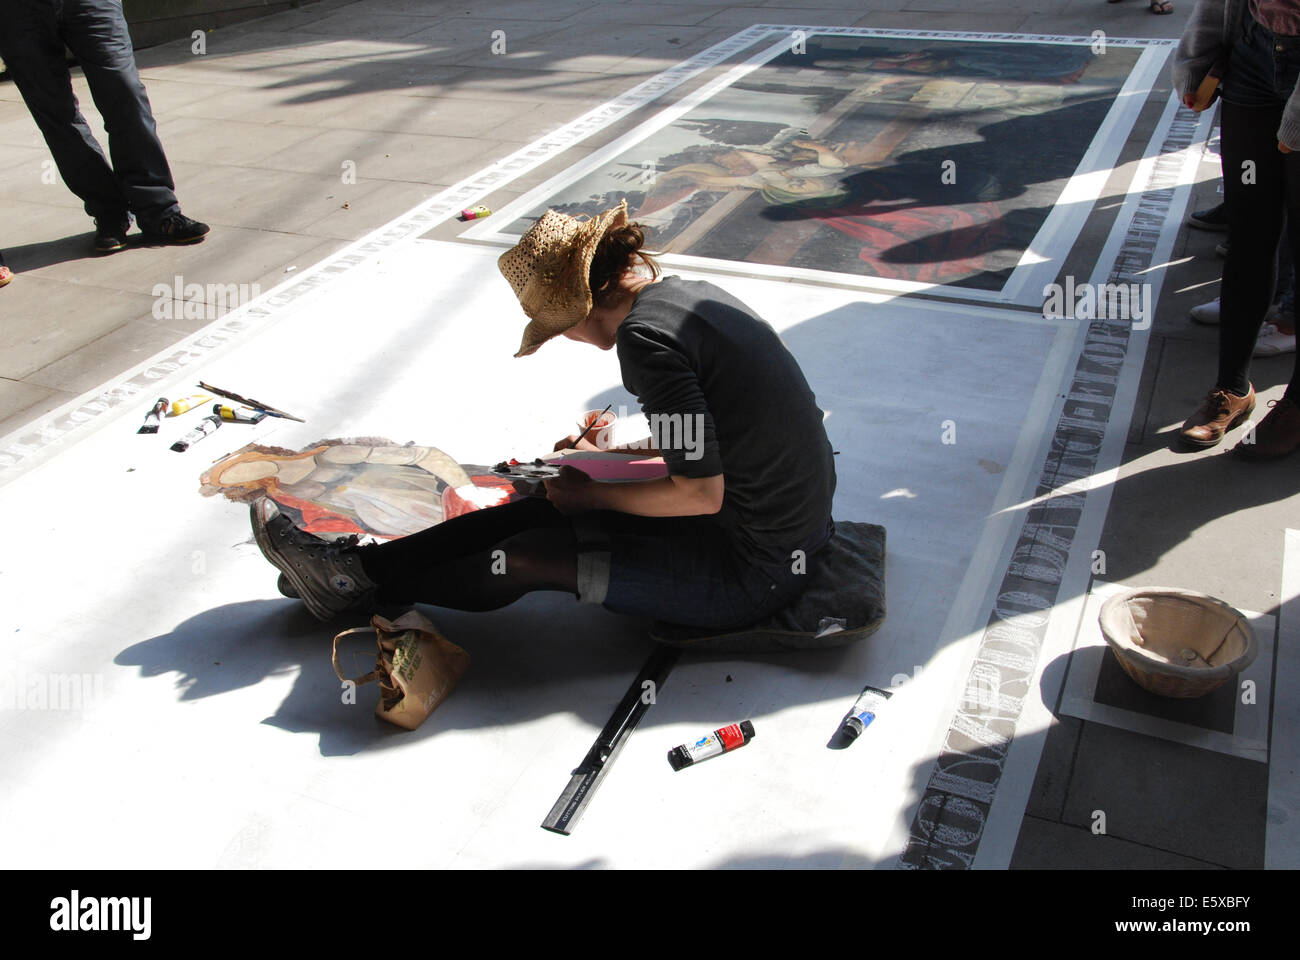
[491, 459, 563, 480]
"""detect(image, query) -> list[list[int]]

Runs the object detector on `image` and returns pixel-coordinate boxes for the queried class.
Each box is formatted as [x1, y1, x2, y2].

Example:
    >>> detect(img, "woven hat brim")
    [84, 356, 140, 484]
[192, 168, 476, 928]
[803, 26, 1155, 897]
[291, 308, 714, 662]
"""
[504, 201, 629, 358]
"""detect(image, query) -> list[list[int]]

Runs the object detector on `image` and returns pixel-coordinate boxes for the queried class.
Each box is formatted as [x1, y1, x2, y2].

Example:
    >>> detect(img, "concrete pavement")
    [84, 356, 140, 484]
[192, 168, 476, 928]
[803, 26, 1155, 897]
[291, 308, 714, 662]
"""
[1, 0, 1294, 870]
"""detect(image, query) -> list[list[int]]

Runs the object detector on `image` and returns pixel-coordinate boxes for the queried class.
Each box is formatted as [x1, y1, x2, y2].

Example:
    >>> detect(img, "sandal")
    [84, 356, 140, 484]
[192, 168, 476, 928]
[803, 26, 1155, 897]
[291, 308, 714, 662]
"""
[1150, 0, 1173, 12]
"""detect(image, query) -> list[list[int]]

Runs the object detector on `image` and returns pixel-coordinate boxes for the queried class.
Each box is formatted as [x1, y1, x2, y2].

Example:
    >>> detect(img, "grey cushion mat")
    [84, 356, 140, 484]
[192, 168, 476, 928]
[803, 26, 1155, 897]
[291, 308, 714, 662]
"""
[650, 521, 886, 653]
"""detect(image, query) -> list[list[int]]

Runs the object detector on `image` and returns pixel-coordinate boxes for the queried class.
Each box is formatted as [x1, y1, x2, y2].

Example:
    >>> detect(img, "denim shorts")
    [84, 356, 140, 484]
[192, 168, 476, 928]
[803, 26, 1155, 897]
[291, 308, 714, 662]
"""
[572, 511, 830, 630]
[1223, 8, 1300, 107]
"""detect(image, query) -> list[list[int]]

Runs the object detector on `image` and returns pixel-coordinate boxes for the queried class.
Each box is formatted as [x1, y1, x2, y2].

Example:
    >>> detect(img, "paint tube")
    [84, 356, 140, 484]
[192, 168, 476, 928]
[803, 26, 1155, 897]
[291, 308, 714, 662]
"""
[667, 721, 755, 771]
[170, 415, 221, 452]
[213, 403, 267, 424]
[166, 393, 212, 417]
[839, 685, 892, 743]
[137, 398, 168, 434]
[459, 205, 491, 220]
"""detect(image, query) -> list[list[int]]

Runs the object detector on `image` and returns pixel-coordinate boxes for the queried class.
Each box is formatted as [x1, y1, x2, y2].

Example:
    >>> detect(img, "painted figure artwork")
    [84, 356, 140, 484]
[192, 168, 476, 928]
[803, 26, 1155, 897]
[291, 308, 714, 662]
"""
[200, 442, 671, 541]
[199, 439, 518, 540]
[504, 35, 1144, 293]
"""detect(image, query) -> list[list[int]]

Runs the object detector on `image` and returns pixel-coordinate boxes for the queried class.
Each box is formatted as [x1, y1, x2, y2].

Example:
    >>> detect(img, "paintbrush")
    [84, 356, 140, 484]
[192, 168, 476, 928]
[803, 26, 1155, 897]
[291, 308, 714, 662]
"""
[198, 381, 305, 423]
[567, 404, 612, 450]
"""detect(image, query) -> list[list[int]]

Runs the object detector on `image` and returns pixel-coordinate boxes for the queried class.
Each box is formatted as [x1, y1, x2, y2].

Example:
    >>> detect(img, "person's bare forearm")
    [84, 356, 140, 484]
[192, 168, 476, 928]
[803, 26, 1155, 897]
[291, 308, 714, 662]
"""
[586, 474, 722, 517]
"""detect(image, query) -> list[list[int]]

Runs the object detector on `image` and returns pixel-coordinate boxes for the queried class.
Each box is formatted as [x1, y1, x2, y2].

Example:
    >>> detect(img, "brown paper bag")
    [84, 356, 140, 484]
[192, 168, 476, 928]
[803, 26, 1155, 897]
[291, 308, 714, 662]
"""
[332, 610, 470, 730]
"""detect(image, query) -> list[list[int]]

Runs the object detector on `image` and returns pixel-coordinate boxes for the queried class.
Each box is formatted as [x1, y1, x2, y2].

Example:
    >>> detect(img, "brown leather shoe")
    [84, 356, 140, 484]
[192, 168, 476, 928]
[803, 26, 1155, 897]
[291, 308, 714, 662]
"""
[1180, 385, 1255, 447]
[1233, 396, 1300, 460]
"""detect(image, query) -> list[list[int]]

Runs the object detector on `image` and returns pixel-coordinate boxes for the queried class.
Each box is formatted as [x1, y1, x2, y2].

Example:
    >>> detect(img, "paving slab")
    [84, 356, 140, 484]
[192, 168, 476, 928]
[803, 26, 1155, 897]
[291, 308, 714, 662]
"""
[0, 156, 89, 212]
[387, 64, 642, 103]
[285, 91, 544, 138]
[0, 105, 47, 151]
[14, 223, 337, 302]
[552, 3, 723, 27]
[287, 11, 446, 42]
[1059, 721, 1267, 868]
[390, 16, 588, 58]
[168, 81, 398, 126]
[1, 198, 112, 265]
[22, 316, 197, 400]
[154, 115, 325, 166]
[255, 126, 505, 181]
[851, 12, 1032, 32]
[0, 379, 68, 442]
[0, 277, 156, 382]
[299, 177, 455, 239]
[1022, 714, 1083, 822]
[1012, 815, 1224, 869]
[171, 164, 419, 234]
[696, 7, 871, 30]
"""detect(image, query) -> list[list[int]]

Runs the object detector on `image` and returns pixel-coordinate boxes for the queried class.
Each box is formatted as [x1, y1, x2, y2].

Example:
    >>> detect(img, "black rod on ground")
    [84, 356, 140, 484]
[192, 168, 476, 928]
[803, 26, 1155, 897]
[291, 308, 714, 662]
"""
[541, 645, 680, 835]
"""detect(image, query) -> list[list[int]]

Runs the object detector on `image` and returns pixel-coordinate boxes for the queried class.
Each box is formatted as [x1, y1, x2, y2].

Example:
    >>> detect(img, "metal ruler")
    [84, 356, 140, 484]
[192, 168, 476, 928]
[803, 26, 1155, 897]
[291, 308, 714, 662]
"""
[541, 646, 680, 835]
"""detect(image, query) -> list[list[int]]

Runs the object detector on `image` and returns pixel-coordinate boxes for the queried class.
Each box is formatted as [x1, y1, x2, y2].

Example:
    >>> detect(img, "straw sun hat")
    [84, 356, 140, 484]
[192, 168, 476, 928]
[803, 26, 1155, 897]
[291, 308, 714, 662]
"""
[498, 200, 628, 357]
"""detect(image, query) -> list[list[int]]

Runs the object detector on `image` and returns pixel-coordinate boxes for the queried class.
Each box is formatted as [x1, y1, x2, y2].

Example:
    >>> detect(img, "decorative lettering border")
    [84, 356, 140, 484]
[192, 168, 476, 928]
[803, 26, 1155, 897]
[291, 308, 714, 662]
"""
[898, 99, 1210, 869]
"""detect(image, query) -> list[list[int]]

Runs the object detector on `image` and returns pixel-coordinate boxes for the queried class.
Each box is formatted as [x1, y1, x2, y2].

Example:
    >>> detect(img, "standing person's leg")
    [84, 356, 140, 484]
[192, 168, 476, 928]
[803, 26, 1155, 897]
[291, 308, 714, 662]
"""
[0, 0, 129, 225]
[58, 0, 180, 227]
[1234, 147, 1300, 457]
[1180, 103, 1282, 446]
[1216, 99, 1286, 396]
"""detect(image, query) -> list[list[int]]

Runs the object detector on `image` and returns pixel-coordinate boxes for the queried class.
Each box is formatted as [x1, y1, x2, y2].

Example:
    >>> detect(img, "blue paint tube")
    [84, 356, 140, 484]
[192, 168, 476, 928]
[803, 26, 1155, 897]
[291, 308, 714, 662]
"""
[839, 685, 892, 743]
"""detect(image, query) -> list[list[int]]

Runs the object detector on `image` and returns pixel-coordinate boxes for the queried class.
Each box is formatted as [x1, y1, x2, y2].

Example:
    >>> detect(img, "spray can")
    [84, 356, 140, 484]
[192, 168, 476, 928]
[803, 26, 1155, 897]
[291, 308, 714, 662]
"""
[667, 721, 755, 771]
[170, 414, 222, 452]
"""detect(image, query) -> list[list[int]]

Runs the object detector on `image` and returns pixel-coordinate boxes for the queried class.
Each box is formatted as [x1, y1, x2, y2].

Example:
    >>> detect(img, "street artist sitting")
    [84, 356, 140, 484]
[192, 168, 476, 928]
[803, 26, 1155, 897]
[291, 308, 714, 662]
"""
[250, 200, 838, 631]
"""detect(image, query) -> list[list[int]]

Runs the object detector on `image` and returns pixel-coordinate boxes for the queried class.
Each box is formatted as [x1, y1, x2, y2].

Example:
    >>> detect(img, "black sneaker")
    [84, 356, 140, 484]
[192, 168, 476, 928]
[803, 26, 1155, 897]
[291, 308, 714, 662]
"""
[1187, 202, 1228, 232]
[140, 212, 210, 246]
[250, 500, 377, 621]
[94, 217, 131, 253]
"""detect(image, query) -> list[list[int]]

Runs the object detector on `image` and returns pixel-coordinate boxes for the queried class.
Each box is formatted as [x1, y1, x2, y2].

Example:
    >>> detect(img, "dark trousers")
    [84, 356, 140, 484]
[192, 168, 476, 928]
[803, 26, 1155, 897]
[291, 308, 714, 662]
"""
[1217, 10, 1300, 399]
[0, 0, 179, 224]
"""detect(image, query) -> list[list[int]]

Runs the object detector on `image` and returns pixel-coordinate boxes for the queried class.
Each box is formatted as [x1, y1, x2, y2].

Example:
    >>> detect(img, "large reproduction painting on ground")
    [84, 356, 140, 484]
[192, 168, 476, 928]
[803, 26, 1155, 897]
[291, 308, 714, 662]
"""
[480, 32, 1155, 300]
[198, 441, 669, 541]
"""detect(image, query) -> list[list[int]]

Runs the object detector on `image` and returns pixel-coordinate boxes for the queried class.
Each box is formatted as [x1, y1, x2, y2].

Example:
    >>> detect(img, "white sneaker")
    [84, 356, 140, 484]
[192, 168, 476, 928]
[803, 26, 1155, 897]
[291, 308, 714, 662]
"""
[1190, 299, 1281, 328]
[1189, 298, 1220, 324]
[1254, 322, 1297, 357]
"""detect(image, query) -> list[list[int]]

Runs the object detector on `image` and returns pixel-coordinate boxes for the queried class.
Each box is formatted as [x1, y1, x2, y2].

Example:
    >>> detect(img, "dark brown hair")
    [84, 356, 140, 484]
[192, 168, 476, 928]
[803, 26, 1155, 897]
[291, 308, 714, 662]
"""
[589, 222, 661, 307]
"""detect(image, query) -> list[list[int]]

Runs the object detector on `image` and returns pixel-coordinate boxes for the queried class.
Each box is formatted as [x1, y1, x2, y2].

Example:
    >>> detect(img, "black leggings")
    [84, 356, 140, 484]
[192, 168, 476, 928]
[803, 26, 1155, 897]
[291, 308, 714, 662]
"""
[356, 497, 579, 611]
[1217, 99, 1300, 398]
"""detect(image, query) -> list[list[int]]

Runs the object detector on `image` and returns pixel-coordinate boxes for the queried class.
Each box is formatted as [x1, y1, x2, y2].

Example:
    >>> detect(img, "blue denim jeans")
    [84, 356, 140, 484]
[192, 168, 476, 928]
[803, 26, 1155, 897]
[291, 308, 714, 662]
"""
[575, 511, 831, 630]
[0, 0, 180, 224]
[1223, 9, 1300, 107]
